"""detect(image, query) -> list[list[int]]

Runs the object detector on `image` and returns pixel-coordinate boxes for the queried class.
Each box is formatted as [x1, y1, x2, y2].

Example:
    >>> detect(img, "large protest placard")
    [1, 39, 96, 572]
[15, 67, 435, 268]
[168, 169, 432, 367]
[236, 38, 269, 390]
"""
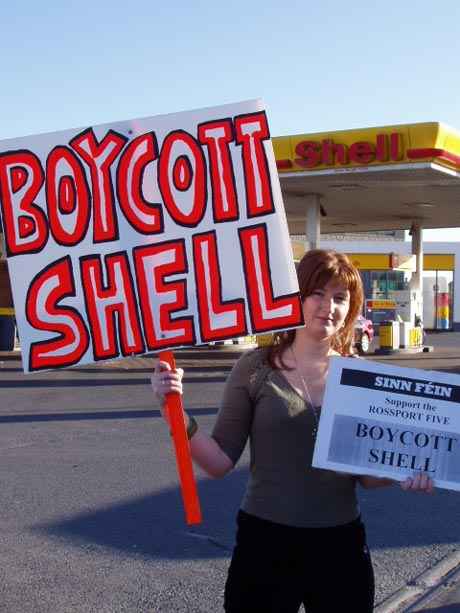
[312, 357, 460, 491]
[0, 99, 303, 373]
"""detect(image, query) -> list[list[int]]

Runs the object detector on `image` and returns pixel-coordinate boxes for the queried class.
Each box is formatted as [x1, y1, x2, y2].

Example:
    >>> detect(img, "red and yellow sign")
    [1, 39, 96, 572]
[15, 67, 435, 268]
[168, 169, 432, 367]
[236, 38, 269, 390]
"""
[366, 300, 396, 310]
[274, 122, 460, 173]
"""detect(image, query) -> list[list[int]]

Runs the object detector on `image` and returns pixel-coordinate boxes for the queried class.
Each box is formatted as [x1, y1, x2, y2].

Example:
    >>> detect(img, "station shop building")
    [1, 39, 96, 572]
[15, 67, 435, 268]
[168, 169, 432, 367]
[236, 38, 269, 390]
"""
[273, 121, 460, 331]
[292, 238, 458, 331]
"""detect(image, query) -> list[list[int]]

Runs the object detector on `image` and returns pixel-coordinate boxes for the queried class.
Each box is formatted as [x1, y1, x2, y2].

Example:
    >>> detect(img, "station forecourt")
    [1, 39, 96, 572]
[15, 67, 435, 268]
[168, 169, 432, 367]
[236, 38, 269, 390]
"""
[1, 120, 460, 350]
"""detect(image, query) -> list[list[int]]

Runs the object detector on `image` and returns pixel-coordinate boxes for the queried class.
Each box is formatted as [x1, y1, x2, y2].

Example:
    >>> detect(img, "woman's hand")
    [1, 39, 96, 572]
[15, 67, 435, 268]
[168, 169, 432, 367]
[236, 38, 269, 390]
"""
[358, 472, 434, 493]
[150, 360, 185, 425]
[400, 472, 434, 494]
[151, 360, 184, 398]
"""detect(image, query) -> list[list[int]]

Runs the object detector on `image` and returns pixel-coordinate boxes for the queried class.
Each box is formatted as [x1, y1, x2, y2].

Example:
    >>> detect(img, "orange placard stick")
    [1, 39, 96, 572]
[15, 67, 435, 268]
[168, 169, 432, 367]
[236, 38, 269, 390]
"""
[159, 350, 202, 525]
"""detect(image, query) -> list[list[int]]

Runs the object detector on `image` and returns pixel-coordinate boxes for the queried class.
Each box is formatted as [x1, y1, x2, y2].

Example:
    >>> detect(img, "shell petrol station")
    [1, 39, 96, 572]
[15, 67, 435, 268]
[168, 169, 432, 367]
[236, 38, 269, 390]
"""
[271, 120, 460, 349]
[1, 120, 460, 351]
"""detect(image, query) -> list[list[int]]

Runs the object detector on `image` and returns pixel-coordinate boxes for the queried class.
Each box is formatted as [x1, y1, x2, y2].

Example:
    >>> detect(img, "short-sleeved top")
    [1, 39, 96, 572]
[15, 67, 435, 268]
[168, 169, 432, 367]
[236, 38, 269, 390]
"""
[211, 347, 360, 528]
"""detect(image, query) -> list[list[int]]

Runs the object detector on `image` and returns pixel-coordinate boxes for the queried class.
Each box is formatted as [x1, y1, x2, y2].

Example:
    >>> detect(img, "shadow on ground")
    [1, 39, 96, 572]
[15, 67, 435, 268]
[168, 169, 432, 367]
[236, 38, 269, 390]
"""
[32, 466, 460, 561]
[33, 467, 247, 560]
[359, 485, 460, 553]
[0, 408, 218, 423]
[0, 374, 227, 388]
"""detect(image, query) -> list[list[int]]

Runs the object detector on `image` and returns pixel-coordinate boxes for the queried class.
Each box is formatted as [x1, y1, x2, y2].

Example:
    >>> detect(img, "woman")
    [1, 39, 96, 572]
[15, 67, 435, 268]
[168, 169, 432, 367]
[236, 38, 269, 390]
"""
[152, 249, 433, 613]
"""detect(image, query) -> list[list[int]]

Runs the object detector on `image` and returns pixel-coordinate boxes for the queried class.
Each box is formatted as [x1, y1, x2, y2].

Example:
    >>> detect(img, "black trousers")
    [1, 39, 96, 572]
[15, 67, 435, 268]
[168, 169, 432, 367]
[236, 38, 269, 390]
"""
[224, 510, 375, 613]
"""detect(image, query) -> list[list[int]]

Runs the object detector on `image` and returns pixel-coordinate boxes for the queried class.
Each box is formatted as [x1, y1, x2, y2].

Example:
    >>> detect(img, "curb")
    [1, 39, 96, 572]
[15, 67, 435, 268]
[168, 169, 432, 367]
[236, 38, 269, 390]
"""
[375, 548, 460, 612]
[0, 345, 255, 366]
[373, 346, 429, 356]
[405, 563, 460, 611]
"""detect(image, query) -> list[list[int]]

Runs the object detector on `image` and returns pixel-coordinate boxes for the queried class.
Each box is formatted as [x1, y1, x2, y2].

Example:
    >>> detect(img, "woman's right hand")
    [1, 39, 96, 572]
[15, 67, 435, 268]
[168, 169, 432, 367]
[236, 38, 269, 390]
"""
[150, 360, 184, 424]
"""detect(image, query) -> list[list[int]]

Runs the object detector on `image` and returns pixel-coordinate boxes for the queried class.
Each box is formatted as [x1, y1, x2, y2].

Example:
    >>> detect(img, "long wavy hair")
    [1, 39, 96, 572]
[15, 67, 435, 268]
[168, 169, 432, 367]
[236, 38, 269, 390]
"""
[268, 249, 364, 369]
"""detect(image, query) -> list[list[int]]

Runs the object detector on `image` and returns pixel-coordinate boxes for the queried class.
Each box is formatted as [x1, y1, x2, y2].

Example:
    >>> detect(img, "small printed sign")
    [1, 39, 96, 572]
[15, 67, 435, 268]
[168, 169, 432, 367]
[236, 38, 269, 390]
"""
[312, 357, 460, 491]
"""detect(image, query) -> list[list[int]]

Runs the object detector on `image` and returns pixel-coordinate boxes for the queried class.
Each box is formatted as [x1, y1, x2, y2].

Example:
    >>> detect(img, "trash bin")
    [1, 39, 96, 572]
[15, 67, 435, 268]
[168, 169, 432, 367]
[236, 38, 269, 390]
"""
[379, 320, 400, 350]
[0, 308, 15, 351]
[399, 321, 412, 348]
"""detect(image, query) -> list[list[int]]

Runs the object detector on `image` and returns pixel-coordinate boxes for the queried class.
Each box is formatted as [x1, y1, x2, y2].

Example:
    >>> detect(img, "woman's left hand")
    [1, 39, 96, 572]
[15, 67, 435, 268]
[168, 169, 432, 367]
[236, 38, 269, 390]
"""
[400, 472, 434, 494]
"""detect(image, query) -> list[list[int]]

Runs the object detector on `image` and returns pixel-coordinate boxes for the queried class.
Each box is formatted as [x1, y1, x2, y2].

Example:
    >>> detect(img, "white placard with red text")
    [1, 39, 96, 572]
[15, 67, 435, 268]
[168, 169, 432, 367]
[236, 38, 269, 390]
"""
[0, 100, 303, 372]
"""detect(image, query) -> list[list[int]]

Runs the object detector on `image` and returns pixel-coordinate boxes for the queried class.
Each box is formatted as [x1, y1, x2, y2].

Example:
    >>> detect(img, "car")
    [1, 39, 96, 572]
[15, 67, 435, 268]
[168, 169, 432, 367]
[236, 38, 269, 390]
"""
[354, 315, 374, 354]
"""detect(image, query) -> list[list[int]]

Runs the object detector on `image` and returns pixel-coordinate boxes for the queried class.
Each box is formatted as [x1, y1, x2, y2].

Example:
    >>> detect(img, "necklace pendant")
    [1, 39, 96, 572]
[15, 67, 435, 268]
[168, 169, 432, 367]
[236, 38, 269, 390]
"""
[290, 347, 321, 441]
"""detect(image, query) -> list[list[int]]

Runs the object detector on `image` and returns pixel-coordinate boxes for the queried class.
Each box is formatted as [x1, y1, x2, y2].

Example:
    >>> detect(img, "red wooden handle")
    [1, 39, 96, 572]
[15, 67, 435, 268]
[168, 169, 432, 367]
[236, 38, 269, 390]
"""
[159, 350, 202, 525]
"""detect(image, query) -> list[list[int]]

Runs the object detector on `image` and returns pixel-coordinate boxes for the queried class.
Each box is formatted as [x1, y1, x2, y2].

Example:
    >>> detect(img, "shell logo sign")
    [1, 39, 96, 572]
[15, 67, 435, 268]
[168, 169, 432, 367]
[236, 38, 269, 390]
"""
[279, 132, 403, 169]
[273, 122, 460, 173]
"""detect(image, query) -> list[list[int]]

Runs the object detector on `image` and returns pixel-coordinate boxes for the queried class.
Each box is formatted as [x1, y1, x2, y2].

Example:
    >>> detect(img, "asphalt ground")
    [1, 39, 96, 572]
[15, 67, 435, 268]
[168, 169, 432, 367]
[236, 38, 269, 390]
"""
[0, 333, 459, 612]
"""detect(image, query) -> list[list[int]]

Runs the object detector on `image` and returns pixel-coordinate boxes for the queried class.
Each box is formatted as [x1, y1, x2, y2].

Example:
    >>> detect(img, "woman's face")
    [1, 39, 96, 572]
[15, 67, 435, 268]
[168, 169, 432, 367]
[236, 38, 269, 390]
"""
[302, 278, 351, 340]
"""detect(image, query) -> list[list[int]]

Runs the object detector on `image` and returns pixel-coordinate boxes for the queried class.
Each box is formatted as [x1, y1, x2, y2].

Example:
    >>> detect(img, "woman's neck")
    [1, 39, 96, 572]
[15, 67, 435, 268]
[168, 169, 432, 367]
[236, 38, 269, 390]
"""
[290, 332, 332, 363]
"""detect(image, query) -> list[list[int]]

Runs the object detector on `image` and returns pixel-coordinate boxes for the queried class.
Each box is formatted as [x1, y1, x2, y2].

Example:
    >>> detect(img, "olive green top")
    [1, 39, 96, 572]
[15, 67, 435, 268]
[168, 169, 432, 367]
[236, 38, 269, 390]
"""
[211, 347, 360, 528]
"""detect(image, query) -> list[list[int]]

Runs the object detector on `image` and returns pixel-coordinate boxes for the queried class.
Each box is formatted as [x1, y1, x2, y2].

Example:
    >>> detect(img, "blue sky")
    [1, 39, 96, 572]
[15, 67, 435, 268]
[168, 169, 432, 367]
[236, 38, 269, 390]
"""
[2, 0, 460, 240]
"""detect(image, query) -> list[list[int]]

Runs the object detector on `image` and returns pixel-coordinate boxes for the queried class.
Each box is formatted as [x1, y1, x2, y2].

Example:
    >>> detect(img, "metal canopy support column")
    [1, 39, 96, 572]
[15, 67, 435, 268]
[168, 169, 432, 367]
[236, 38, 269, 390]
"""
[410, 222, 424, 326]
[305, 194, 321, 252]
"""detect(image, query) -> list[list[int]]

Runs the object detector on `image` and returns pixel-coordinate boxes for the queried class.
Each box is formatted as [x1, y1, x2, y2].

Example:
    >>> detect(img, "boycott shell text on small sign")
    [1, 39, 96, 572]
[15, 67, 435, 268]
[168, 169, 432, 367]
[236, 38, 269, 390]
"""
[0, 99, 303, 373]
[312, 357, 460, 492]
